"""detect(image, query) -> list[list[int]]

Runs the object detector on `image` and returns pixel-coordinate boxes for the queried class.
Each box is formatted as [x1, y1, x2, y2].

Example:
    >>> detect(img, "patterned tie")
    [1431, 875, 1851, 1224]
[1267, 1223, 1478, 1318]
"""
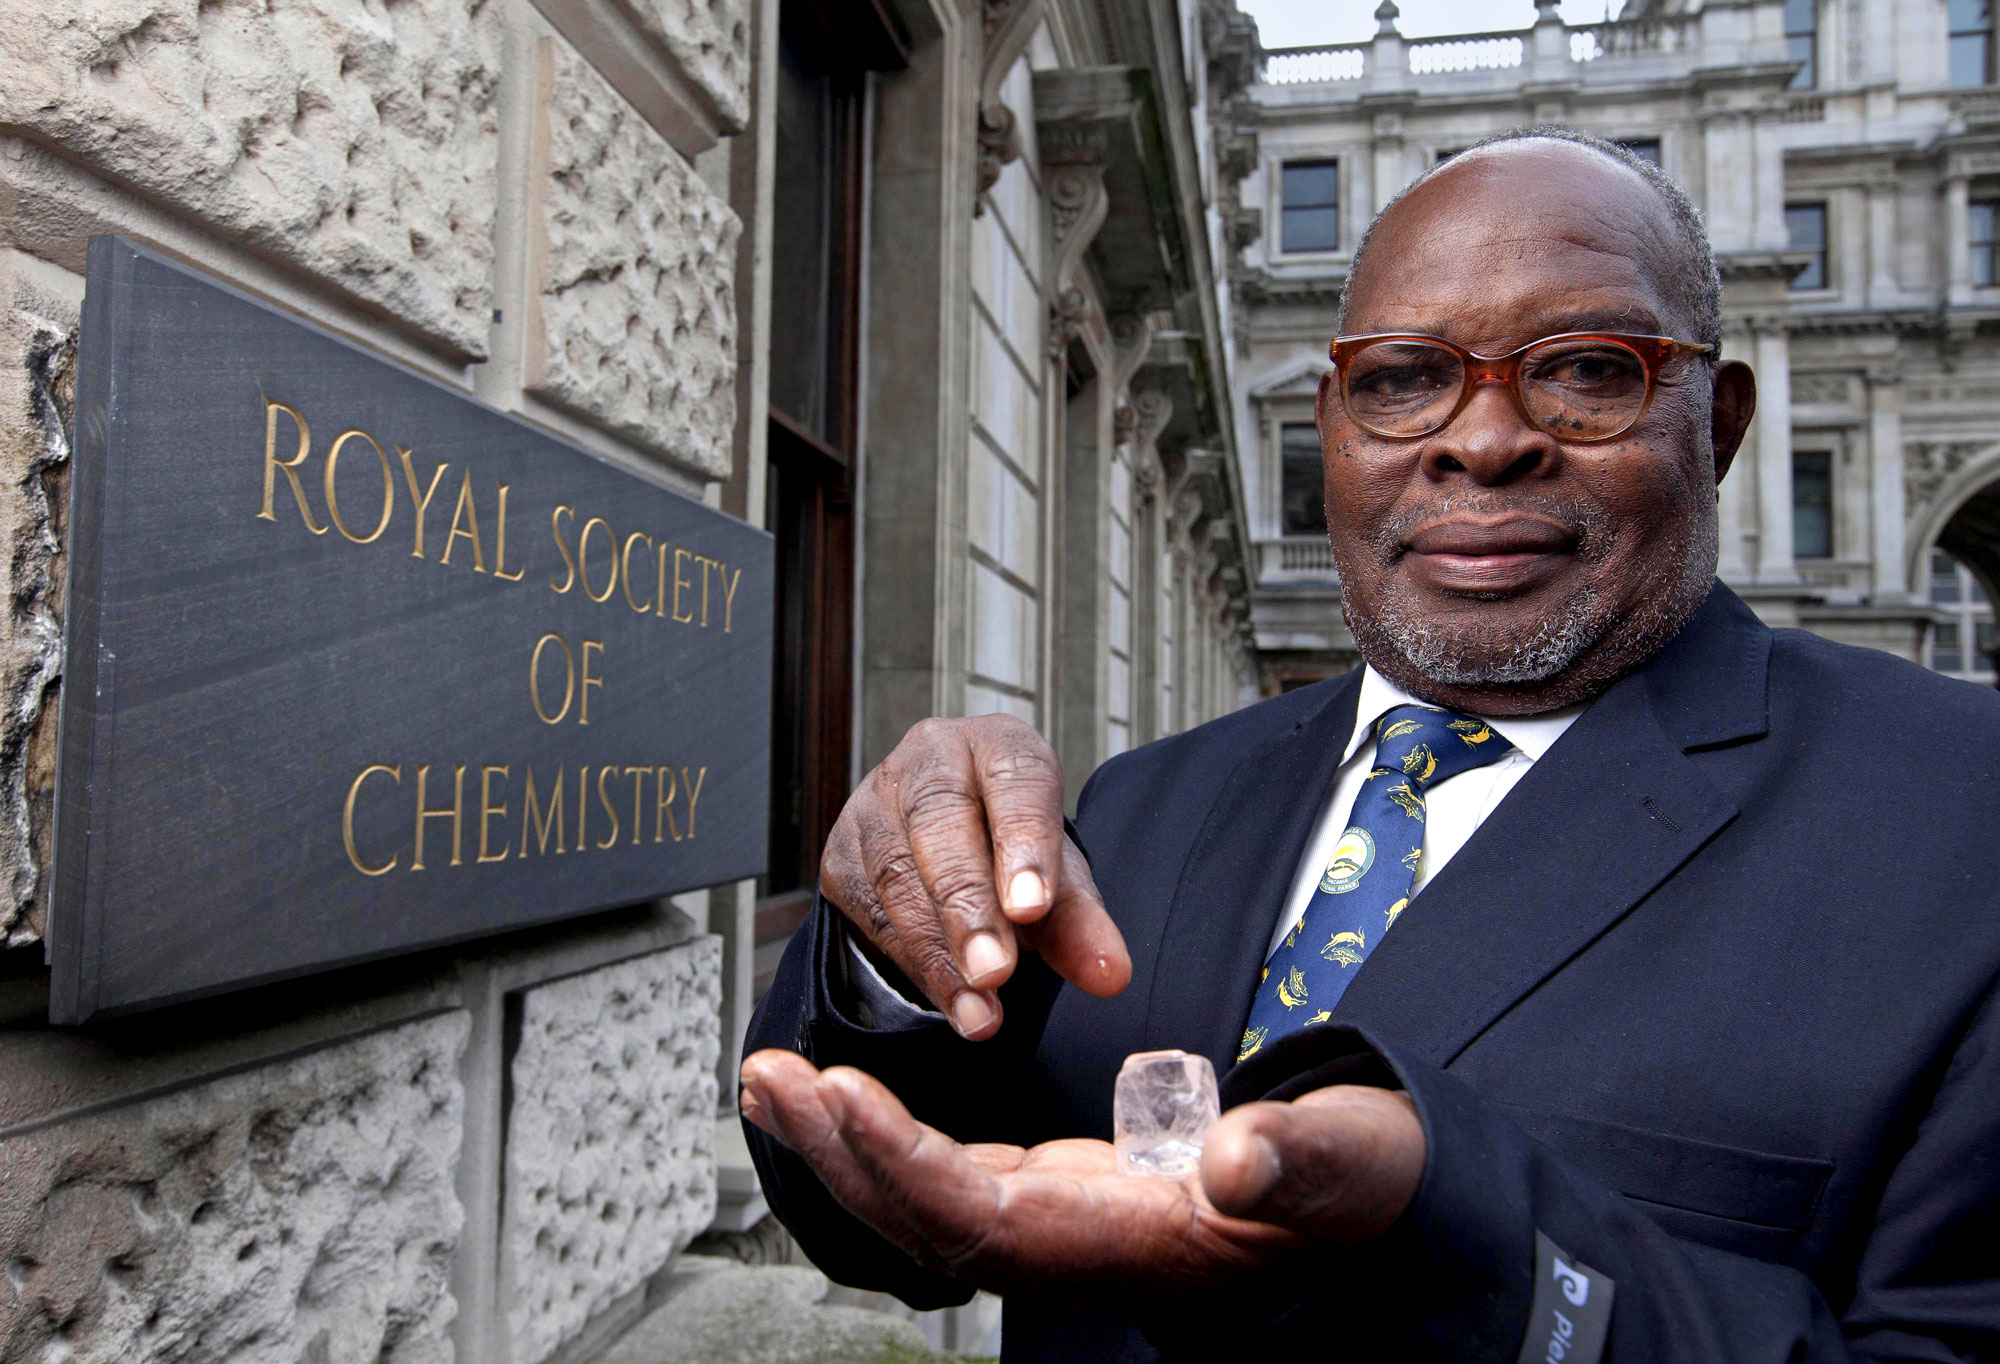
[1238, 704, 1509, 1062]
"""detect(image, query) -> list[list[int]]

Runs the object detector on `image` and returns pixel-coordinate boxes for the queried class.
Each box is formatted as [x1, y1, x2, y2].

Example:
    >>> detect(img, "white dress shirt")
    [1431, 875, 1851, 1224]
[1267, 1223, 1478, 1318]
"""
[1265, 667, 1585, 960]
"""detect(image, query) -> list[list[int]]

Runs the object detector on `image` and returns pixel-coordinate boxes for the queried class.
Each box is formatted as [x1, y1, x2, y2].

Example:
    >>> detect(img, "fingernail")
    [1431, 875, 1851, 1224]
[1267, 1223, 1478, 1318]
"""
[951, 991, 996, 1037]
[1004, 870, 1048, 913]
[740, 1088, 773, 1132]
[962, 932, 1007, 984]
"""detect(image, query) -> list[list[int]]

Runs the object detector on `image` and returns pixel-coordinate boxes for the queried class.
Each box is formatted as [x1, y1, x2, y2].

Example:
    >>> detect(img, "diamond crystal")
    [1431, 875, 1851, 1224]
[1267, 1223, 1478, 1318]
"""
[1113, 1049, 1220, 1178]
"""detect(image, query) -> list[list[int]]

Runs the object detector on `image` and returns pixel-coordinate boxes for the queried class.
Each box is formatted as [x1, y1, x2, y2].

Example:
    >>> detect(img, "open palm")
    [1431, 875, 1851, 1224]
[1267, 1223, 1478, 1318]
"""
[739, 1048, 1422, 1305]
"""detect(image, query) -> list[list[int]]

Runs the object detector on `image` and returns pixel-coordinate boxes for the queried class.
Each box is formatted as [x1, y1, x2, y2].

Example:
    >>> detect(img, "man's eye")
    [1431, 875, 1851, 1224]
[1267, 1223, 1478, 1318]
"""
[1357, 365, 1451, 398]
[1532, 350, 1642, 389]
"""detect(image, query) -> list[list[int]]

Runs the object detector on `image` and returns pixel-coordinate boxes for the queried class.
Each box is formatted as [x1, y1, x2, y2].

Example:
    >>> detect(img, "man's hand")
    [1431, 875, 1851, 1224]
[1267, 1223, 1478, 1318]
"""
[739, 1049, 1425, 1304]
[821, 715, 1132, 1039]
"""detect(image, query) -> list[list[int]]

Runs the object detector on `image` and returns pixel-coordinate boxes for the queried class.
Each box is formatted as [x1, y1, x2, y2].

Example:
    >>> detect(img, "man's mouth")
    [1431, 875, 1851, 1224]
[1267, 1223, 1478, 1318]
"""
[1400, 516, 1579, 593]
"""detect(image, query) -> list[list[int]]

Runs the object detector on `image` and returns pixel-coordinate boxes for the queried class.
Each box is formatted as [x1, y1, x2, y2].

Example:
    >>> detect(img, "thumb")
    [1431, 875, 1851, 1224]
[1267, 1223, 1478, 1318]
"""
[1199, 1087, 1426, 1244]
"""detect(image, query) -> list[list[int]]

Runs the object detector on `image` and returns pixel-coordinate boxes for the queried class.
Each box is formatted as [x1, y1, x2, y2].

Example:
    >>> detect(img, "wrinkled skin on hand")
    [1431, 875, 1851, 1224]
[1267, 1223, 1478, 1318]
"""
[818, 714, 1131, 1040]
[740, 1049, 1425, 1307]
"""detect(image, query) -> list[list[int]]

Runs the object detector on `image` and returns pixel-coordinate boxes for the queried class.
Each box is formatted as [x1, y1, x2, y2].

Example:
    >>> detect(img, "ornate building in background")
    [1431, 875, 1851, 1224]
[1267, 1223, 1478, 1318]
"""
[1227, 0, 2000, 691]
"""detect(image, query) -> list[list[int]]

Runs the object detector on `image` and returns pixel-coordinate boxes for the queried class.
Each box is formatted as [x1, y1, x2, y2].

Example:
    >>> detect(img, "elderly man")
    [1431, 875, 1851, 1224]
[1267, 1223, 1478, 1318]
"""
[738, 129, 2000, 1362]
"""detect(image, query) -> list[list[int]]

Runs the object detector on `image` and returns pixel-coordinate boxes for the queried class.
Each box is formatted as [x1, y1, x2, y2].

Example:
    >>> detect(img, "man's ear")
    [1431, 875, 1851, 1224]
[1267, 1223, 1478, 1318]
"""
[1316, 370, 1337, 433]
[1709, 360, 1756, 487]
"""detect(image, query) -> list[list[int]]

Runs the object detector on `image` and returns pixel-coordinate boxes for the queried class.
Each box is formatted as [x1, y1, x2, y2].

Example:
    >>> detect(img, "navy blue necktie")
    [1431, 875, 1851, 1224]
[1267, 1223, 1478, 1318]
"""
[1239, 704, 1508, 1061]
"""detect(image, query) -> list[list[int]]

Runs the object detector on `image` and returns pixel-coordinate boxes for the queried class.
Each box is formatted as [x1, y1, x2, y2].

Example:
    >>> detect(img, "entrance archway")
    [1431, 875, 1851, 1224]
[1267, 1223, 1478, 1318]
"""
[1921, 474, 2000, 684]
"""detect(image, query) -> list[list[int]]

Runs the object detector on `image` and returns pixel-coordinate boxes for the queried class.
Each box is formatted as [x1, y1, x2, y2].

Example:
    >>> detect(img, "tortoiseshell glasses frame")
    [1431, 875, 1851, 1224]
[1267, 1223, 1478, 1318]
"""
[1327, 331, 1719, 444]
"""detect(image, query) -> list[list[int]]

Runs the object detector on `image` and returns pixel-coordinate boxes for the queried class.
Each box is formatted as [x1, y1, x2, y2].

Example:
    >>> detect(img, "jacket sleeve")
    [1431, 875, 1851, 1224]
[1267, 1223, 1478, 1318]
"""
[1179, 1005, 2000, 1364]
[740, 888, 1065, 1308]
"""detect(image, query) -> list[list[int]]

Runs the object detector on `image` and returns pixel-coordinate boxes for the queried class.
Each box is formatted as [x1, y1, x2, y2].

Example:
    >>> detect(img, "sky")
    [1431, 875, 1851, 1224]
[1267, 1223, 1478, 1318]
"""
[1241, 0, 1626, 50]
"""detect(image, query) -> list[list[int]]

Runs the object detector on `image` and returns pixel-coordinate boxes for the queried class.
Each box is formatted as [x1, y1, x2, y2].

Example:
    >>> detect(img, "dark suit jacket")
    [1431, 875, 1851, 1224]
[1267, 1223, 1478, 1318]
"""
[744, 585, 2000, 1362]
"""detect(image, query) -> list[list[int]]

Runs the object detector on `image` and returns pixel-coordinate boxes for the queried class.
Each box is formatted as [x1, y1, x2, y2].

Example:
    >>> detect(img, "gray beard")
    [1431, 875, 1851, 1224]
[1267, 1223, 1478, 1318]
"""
[1340, 491, 1718, 689]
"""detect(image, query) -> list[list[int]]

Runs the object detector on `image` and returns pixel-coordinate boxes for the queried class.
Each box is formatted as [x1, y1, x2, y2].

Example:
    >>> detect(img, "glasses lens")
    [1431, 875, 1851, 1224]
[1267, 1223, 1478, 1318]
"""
[1520, 338, 1649, 438]
[1342, 341, 1464, 436]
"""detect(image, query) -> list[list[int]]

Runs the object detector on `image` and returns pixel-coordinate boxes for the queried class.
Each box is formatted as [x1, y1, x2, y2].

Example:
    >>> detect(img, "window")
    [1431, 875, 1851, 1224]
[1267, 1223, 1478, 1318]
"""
[1279, 423, 1326, 535]
[1792, 451, 1833, 559]
[1434, 147, 1465, 165]
[1786, 203, 1827, 290]
[1281, 160, 1339, 254]
[1617, 138, 1662, 166]
[761, 0, 906, 928]
[1927, 550, 1997, 680]
[1785, 0, 1817, 89]
[1973, 200, 1999, 285]
[1951, 0, 1994, 88]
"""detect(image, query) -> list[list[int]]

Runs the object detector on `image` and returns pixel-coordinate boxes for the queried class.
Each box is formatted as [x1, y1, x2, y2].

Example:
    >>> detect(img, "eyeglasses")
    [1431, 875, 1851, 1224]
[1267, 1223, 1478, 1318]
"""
[1328, 332, 1717, 443]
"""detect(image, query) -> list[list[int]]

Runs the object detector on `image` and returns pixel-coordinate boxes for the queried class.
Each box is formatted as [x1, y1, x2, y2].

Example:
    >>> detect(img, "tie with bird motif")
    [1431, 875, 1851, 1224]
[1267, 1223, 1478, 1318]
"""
[1238, 703, 1509, 1062]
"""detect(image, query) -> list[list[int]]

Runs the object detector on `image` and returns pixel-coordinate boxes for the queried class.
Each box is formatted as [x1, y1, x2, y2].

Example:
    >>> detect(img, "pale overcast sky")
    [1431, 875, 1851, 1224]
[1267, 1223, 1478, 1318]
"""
[1242, 0, 1627, 49]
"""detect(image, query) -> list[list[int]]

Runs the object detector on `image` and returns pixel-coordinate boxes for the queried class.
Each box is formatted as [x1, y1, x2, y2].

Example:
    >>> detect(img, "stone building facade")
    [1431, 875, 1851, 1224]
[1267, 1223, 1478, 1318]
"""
[1229, 0, 2000, 691]
[0, 0, 1253, 1360]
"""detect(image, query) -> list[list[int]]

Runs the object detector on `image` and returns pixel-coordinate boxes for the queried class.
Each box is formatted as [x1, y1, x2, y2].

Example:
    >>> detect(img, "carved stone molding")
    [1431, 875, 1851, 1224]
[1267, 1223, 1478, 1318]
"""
[1045, 161, 1109, 356]
[975, 0, 1047, 205]
[1905, 439, 1998, 514]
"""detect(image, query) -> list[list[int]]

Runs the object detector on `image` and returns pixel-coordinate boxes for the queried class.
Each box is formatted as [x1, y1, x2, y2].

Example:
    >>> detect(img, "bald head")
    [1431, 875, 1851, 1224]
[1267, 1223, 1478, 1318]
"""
[1336, 128, 1723, 355]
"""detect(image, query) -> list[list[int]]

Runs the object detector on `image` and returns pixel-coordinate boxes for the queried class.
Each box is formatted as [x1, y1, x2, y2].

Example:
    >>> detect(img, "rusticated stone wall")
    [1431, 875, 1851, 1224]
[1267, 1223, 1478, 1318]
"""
[529, 42, 740, 478]
[503, 940, 723, 1364]
[0, 1012, 468, 1363]
[0, 0, 756, 1356]
[0, 0, 504, 360]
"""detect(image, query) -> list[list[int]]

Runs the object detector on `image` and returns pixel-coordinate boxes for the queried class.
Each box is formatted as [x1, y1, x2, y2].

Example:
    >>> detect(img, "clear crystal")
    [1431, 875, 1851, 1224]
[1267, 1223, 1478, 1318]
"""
[1114, 1049, 1220, 1178]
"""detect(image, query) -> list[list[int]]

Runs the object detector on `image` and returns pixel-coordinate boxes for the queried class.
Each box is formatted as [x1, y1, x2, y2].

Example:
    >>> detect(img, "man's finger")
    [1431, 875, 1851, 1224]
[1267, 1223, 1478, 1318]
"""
[896, 722, 1022, 994]
[964, 716, 1067, 925]
[740, 1051, 938, 1256]
[1199, 1087, 1426, 1245]
[853, 784, 1005, 1038]
[1018, 836, 1131, 998]
[817, 1066, 1009, 1277]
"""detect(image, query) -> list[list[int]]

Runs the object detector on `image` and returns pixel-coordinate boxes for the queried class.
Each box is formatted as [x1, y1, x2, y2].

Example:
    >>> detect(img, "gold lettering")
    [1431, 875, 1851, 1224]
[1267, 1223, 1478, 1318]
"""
[259, 401, 327, 534]
[521, 765, 567, 856]
[623, 766, 649, 845]
[323, 429, 395, 545]
[671, 548, 695, 623]
[578, 517, 617, 603]
[655, 765, 680, 842]
[493, 484, 527, 582]
[681, 764, 707, 839]
[529, 633, 575, 725]
[580, 639, 603, 726]
[441, 470, 487, 573]
[397, 447, 449, 559]
[549, 505, 578, 593]
[342, 763, 401, 875]
[576, 764, 589, 851]
[722, 565, 742, 634]
[655, 541, 670, 619]
[412, 763, 466, 870]
[477, 765, 511, 863]
[595, 765, 621, 849]
[620, 533, 654, 613]
[693, 553, 718, 627]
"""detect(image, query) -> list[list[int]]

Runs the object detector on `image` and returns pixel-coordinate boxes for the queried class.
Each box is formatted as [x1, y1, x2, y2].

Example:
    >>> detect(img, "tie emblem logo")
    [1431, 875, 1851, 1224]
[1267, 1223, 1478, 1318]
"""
[1317, 826, 1376, 893]
[1322, 929, 1366, 967]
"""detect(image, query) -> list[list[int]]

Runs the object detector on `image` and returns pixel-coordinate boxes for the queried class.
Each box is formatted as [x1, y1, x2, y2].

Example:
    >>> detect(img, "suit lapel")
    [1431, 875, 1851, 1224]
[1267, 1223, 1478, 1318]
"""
[1143, 672, 1360, 1073]
[1331, 587, 1766, 1066]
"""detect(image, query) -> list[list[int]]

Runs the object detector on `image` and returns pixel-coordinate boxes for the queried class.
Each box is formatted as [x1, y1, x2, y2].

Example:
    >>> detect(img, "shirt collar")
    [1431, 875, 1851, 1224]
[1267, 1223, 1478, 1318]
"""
[1344, 665, 1587, 765]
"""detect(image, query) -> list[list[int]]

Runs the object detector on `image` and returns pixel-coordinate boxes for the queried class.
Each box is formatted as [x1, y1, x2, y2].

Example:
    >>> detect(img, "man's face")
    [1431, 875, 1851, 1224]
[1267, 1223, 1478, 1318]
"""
[1319, 141, 1755, 715]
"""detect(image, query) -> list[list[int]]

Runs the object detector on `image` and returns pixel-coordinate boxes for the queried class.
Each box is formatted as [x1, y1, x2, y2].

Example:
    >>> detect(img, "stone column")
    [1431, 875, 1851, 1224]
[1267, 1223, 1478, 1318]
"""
[1868, 179, 1898, 305]
[1946, 173, 1973, 307]
[1867, 366, 1908, 601]
[1752, 317, 1799, 583]
[1530, 0, 1568, 81]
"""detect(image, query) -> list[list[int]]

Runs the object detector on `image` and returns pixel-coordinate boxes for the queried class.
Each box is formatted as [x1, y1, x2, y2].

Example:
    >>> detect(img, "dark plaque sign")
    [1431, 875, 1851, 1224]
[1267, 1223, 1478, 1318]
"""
[48, 237, 772, 1022]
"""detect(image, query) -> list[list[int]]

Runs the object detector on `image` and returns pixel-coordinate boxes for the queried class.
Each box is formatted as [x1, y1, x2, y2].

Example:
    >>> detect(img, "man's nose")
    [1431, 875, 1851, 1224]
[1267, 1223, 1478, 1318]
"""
[1419, 377, 1559, 485]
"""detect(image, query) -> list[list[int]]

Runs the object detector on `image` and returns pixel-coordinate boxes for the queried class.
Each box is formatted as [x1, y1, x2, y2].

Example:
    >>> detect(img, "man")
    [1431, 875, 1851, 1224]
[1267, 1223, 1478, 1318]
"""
[739, 129, 2000, 1362]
